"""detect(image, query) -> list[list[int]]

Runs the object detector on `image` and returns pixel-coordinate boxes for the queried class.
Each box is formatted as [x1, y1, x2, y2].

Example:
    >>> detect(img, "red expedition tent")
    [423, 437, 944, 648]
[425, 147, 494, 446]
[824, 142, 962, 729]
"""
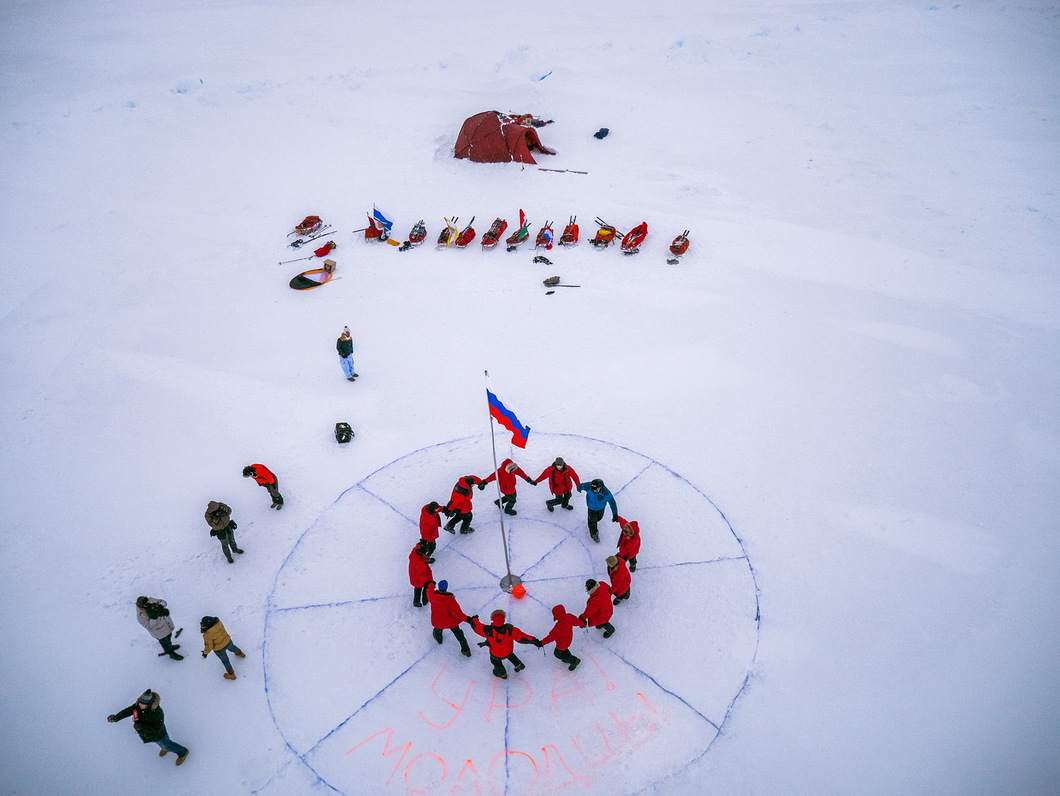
[454, 111, 556, 165]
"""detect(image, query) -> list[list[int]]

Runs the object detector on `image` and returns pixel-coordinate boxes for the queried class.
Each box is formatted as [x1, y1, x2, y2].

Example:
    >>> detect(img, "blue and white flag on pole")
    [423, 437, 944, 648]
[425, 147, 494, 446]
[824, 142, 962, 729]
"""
[372, 206, 393, 232]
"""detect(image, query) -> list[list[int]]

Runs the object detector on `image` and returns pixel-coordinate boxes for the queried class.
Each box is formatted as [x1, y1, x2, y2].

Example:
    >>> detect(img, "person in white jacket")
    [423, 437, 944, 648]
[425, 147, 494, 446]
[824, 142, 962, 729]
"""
[136, 596, 183, 660]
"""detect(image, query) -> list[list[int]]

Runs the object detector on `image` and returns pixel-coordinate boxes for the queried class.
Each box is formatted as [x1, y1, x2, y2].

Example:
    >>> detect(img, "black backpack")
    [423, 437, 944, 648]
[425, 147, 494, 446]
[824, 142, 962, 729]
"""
[335, 422, 354, 444]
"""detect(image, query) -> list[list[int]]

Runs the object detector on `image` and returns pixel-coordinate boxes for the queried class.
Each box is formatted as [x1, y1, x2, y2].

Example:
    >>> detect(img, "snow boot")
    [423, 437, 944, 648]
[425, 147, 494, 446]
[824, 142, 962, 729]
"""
[223, 670, 237, 680]
[159, 749, 168, 757]
[235, 651, 246, 658]
[601, 623, 616, 639]
[233, 548, 244, 555]
[511, 655, 525, 673]
[589, 530, 600, 543]
[168, 651, 184, 661]
[546, 502, 555, 512]
[226, 556, 234, 564]
[460, 645, 472, 657]
[176, 751, 189, 766]
[568, 656, 581, 671]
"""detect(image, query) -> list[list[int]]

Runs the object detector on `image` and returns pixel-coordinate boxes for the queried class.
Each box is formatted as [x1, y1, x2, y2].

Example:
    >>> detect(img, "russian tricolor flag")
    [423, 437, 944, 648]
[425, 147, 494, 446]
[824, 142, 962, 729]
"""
[486, 385, 530, 449]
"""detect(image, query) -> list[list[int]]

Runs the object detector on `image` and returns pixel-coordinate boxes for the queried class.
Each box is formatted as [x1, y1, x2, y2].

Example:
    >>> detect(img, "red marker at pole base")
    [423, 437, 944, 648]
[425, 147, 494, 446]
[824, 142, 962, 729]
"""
[511, 584, 527, 599]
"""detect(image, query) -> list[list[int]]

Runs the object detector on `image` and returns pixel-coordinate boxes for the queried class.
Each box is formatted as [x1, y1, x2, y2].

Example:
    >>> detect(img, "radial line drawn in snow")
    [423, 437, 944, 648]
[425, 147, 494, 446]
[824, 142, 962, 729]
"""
[259, 433, 761, 795]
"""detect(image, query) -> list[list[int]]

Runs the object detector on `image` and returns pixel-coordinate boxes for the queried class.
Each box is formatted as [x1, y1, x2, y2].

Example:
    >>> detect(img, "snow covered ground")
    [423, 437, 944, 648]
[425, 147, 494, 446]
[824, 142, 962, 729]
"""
[1, 1, 1058, 794]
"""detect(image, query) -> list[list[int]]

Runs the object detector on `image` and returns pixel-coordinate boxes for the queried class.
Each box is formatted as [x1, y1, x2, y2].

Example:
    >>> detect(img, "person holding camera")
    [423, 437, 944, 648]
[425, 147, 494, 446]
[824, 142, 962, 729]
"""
[136, 596, 183, 660]
[204, 501, 243, 563]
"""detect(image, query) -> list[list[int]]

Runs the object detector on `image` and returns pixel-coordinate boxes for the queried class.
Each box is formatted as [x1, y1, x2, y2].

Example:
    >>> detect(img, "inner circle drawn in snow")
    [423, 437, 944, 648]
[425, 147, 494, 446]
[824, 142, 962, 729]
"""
[262, 433, 760, 795]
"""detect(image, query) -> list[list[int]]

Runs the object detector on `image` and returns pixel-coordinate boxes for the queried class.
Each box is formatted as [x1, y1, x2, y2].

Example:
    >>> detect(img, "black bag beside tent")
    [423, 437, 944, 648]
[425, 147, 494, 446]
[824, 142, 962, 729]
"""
[335, 422, 354, 444]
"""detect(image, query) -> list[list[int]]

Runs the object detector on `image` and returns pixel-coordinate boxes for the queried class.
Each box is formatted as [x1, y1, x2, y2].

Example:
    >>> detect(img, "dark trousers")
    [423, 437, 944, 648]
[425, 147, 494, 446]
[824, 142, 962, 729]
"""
[553, 647, 579, 666]
[546, 491, 573, 510]
[217, 528, 239, 561]
[413, 586, 427, 607]
[433, 626, 470, 654]
[489, 652, 524, 678]
[420, 539, 437, 557]
[444, 510, 473, 534]
[494, 493, 517, 515]
[263, 481, 283, 506]
[587, 508, 604, 540]
[593, 621, 616, 637]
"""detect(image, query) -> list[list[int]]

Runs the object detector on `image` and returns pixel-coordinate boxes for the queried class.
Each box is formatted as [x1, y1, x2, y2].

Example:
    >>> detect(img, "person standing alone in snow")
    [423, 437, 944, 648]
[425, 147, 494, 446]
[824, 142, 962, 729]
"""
[533, 457, 580, 512]
[107, 689, 189, 765]
[576, 479, 619, 543]
[483, 458, 534, 516]
[337, 326, 357, 381]
[136, 596, 183, 660]
[204, 501, 243, 563]
[425, 580, 472, 657]
[243, 463, 283, 510]
[199, 616, 245, 680]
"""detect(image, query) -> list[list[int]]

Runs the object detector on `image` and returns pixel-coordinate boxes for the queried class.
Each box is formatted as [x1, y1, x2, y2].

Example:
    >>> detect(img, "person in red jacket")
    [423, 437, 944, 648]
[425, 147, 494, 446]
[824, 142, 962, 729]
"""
[425, 580, 471, 657]
[444, 474, 484, 534]
[606, 555, 632, 605]
[540, 604, 583, 671]
[616, 516, 641, 572]
[533, 457, 580, 512]
[483, 458, 534, 516]
[418, 501, 444, 556]
[243, 464, 283, 510]
[467, 609, 542, 679]
[579, 579, 615, 638]
[408, 542, 434, 608]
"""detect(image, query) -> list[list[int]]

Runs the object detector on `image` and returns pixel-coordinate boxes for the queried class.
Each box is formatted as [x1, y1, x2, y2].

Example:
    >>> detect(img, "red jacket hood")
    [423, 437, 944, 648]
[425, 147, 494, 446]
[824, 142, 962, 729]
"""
[552, 605, 566, 620]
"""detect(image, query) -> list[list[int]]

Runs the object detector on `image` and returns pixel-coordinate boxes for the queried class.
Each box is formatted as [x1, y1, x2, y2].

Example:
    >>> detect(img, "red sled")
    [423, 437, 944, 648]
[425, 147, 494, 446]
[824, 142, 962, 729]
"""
[505, 209, 530, 252]
[669, 230, 690, 258]
[293, 215, 323, 236]
[407, 221, 427, 246]
[535, 222, 554, 250]
[559, 216, 579, 247]
[364, 214, 390, 242]
[590, 218, 618, 248]
[482, 218, 508, 249]
[621, 222, 648, 255]
[454, 217, 477, 248]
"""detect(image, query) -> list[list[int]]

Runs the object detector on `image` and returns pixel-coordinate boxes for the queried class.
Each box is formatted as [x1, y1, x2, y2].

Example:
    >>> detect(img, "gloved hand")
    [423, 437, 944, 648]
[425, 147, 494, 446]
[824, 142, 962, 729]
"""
[611, 516, 619, 522]
[533, 639, 543, 647]
[107, 715, 116, 722]
[477, 482, 486, 491]
[202, 652, 208, 659]
[525, 477, 535, 484]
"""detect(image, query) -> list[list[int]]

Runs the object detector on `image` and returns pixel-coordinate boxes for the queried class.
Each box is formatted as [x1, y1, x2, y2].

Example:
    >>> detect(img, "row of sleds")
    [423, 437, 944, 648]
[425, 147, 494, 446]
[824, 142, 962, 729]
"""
[283, 213, 692, 289]
[362, 211, 690, 264]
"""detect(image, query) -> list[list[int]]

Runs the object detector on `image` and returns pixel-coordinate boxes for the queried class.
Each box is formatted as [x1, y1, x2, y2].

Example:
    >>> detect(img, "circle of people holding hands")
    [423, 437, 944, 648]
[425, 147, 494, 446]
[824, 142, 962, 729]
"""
[410, 456, 642, 680]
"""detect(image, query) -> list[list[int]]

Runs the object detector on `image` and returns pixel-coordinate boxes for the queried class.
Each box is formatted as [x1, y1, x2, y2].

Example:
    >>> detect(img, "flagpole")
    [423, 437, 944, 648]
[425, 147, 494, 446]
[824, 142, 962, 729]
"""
[485, 370, 520, 592]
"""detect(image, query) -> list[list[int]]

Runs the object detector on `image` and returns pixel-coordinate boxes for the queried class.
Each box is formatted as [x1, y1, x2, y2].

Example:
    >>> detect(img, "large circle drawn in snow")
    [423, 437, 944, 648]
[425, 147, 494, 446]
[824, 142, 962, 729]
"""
[263, 433, 759, 795]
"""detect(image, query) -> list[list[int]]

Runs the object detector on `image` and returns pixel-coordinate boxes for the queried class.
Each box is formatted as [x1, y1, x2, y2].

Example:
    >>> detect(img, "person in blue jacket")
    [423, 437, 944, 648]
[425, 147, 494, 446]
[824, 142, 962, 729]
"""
[576, 478, 618, 543]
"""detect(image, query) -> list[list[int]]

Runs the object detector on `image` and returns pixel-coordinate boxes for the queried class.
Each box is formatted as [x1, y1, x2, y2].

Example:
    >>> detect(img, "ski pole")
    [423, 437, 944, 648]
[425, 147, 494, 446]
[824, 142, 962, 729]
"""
[280, 255, 315, 265]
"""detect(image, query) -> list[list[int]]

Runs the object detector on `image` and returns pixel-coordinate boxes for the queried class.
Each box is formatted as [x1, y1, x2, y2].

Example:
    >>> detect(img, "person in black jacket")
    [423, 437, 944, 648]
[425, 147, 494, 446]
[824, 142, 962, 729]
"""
[107, 689, 189, 765]
[337, 326, 357, 381]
